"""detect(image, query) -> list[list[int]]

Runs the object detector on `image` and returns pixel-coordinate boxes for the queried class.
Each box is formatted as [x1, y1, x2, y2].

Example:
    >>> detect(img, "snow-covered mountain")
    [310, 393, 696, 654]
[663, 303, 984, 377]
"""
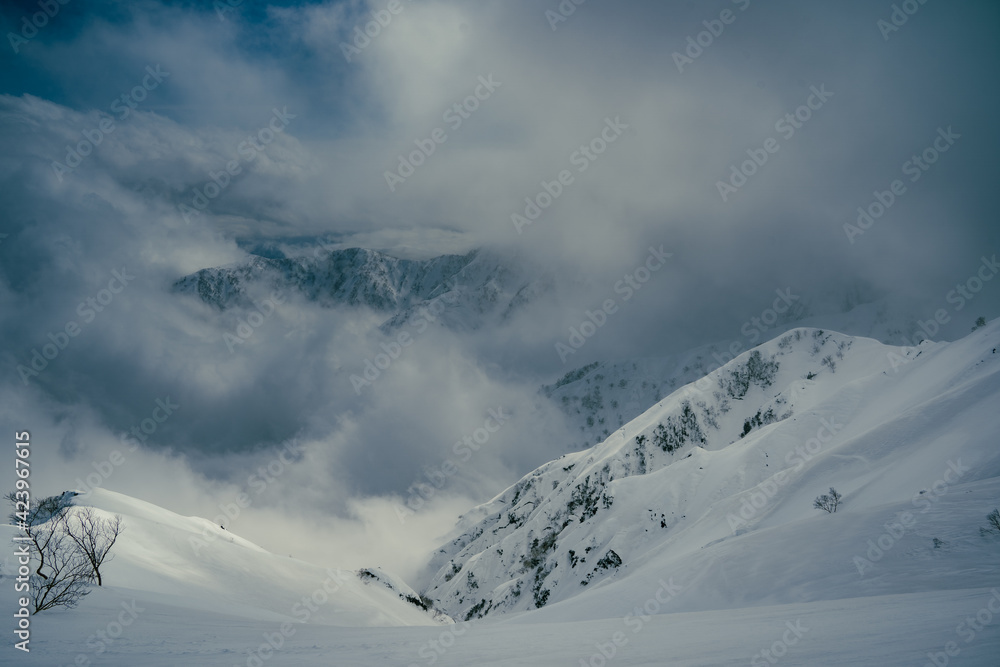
[174, 245, 935, 453]
[377, 249, 556, 333]
[421, 322, 1000, 622]
[172, 247, 472, 311]
[544, 297, 940, 451]
[5, 323, 1000, 665]
[171, 246, 551, 333]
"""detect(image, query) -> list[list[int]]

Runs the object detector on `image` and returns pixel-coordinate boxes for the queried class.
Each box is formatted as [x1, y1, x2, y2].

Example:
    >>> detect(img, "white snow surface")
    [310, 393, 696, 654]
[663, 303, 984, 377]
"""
[4, 321, 1000, 665]
[544, 297, 932, 452]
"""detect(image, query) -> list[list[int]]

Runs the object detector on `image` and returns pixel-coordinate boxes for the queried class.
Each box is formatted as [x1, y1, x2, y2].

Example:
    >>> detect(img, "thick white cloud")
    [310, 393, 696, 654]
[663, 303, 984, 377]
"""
[1, 0, 998, 574]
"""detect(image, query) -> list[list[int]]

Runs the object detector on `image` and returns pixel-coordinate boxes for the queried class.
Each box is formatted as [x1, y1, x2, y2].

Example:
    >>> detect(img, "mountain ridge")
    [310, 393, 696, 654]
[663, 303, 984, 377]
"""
[418, 321, 1000, 622]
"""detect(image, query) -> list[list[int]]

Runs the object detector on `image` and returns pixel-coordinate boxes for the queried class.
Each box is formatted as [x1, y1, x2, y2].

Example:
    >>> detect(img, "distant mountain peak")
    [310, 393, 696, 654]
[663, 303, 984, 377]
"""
[171, 245, 554, 333]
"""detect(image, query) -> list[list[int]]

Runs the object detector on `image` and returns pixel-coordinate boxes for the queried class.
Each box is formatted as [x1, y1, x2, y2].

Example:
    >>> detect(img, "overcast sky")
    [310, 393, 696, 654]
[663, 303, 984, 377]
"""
[1, 0, 998, 577]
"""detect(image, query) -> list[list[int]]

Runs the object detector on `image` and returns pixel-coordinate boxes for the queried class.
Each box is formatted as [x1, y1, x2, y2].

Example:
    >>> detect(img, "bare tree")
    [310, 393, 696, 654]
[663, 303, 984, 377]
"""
[6, 491, 73, 526]
[6, 492, 73, 581]
[813, 487, 843, 513]
[984, 508, 1000, 536]
[6, 492, 123, 613]
[65, 507, 124, 586]
[27, 512, 94, 613]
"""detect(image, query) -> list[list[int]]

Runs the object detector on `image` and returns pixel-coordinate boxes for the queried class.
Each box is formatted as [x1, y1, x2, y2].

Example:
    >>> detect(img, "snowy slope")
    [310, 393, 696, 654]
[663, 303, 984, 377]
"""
[1, 488, 447, 629]
[543, 297, 934, 452]
[7, 481, 999, 665]
[11, 588, 1000, 666]
[422, 322, 1000, 622]
[541, 344, 748, 450]
[5, 325, 1000, 665]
